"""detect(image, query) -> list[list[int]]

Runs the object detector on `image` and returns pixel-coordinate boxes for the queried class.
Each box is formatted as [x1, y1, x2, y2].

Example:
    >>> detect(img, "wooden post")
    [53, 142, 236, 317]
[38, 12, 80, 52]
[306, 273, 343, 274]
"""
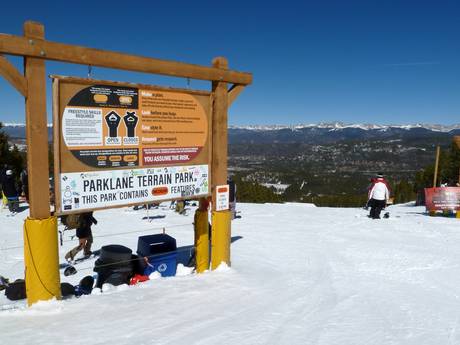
[453, 136, 460, 149]
[433, 145, 440, 188]
[210, 57, 231, 269]
[453, 137, 460, 185]
[24, 21, 51, 218]
[23, 22, 61, 306]
[211, 57, 229, 202]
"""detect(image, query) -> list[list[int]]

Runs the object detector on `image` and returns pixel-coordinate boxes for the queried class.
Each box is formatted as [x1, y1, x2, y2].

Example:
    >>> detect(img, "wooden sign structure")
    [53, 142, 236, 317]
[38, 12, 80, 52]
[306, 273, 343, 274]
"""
[0, 21, 252, 305]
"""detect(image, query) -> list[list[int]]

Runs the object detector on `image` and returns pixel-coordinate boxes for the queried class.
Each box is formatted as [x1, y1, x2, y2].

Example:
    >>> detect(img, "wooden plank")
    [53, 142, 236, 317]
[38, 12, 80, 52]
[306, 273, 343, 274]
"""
[52, 78, 61, 215]
[0, 54, 27, 96]
[0, 31, 252, 85]
[24, 21, 51, 218]
[228, 84, 245, 106]
[211, 57, 229, 210]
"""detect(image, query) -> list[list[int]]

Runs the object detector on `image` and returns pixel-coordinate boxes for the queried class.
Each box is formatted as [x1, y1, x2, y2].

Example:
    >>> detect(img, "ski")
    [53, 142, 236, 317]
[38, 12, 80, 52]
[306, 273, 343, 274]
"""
[59, 249, 100, 270]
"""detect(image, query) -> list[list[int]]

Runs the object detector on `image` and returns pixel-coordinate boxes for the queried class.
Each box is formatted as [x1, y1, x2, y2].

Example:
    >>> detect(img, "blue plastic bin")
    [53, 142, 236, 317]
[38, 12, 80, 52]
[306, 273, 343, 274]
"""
[137, 234, 177, 277]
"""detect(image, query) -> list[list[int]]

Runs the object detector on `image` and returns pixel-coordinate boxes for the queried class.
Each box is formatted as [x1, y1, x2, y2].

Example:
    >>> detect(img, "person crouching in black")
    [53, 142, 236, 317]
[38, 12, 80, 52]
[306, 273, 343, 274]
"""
[367, 174, 390, 219]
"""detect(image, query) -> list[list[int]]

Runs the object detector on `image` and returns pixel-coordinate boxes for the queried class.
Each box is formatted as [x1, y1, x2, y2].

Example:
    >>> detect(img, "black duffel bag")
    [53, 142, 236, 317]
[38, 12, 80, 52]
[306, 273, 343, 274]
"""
[5, 279, 26, 301]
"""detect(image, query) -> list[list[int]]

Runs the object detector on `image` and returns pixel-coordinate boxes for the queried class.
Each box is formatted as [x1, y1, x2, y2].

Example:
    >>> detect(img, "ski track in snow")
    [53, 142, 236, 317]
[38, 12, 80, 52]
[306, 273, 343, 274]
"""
[1, 202, 460, 344]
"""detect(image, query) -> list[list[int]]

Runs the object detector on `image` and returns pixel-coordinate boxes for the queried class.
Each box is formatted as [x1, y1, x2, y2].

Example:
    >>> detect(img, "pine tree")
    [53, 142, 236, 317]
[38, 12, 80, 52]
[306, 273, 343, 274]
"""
[0, 122, 10, 167]
[0, 122, 26, 181]
[393, 179, 416, 204]
[232, 175, 282, 203]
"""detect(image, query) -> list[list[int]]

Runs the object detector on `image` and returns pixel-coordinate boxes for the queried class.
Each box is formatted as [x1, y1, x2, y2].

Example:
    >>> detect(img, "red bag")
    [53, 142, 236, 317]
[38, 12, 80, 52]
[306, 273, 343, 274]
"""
[129, 274, 150, 285]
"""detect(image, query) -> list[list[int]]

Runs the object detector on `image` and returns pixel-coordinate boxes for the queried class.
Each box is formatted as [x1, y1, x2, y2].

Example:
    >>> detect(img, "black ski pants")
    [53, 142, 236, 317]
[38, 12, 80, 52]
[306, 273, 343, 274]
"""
[369, 198, 386, 219]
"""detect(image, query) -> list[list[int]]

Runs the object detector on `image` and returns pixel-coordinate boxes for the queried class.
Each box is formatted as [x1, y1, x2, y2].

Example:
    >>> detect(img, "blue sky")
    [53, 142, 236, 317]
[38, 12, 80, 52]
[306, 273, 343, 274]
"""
[1, 0, 459, 125]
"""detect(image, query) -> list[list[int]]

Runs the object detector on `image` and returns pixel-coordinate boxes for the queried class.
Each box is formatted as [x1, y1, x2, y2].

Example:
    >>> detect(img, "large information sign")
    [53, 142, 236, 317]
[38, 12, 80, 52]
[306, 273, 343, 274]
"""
[53, 76, 212, 214]
[424, 187, 460, 211]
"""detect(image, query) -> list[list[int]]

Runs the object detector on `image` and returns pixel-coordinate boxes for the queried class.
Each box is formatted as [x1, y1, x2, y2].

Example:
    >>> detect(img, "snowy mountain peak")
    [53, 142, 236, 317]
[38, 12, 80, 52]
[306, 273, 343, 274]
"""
[229, 122, 460, 132]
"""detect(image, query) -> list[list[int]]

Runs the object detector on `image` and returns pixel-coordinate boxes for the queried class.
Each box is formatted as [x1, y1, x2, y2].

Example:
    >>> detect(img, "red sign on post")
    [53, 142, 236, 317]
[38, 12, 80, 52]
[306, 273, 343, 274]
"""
[424, 187, 460, 211]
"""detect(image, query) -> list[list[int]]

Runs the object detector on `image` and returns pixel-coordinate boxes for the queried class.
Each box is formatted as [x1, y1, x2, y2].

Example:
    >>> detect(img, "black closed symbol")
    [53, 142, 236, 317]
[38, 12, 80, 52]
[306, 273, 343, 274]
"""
[123, 111, 138, 137]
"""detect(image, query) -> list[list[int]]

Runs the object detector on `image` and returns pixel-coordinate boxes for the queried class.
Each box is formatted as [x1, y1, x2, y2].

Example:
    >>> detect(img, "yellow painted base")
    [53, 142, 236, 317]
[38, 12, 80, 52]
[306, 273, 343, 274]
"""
[211, 210, 231, 270]
[24, 216, 61, 306]
[194, 210, 210, 273]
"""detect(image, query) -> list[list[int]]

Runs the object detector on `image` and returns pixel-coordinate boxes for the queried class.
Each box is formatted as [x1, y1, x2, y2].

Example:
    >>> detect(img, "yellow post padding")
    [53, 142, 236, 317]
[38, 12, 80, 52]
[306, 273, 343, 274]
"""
[211, 210, 231, 270]
[194, 210, 210, 273]
[24, 216, 61, 306]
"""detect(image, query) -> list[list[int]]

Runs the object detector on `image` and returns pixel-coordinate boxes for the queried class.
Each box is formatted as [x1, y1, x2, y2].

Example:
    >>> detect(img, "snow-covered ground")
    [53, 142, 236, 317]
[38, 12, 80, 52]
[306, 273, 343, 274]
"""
[2, 202, 460, 345]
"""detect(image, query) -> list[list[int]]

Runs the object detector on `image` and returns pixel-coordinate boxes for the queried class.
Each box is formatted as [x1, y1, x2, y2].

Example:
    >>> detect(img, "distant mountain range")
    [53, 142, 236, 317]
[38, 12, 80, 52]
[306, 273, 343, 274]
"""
[2, 123, 53, 141]
[2, 121, 460, 145]
[230, 122, 460, 132]
[228, 122, 460, 145]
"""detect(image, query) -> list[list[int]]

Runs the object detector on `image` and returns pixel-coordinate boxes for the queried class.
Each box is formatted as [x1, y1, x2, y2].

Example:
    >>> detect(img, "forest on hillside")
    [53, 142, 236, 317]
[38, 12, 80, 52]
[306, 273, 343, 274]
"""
[231, 142, 460, 207]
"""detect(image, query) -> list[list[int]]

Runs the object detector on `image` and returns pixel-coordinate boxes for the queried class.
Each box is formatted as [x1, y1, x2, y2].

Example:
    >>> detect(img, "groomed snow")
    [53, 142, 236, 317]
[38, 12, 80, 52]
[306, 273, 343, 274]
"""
[1, 202, 460, 344]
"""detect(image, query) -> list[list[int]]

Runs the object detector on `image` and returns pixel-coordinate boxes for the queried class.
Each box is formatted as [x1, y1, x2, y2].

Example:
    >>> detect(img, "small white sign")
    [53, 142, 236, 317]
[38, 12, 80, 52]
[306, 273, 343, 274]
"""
[105, 136, 121, 145]
[216, 184, 230, 211]
[62, 107, 103, 146]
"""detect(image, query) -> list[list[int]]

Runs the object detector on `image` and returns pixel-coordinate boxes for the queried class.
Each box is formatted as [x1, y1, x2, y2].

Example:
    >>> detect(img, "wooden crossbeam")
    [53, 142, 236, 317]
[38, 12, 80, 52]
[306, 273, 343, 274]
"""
[228, 84, 245, 106]
[0, 32, 252, 85]
[0, 54, 27, 96]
